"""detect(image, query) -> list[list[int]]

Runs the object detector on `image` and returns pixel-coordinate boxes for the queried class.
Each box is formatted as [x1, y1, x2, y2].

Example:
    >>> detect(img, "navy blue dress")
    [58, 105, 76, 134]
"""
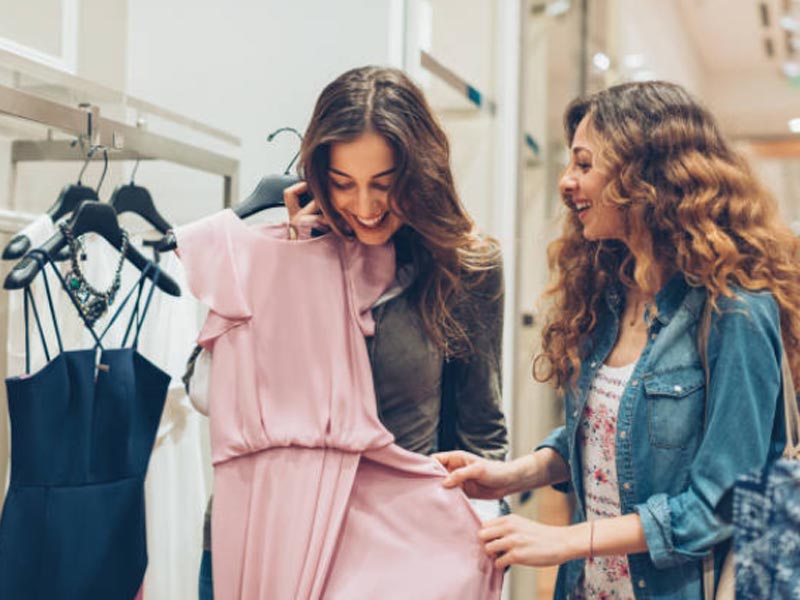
[0, 250, 169, 599]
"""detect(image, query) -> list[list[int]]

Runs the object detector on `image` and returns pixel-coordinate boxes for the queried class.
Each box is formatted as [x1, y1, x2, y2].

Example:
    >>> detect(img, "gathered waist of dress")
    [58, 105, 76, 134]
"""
[210, 429, 395, 466]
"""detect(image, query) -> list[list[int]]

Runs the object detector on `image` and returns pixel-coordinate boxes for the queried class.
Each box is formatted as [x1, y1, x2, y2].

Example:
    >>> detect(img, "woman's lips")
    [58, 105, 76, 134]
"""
[353, 212, 389, 229]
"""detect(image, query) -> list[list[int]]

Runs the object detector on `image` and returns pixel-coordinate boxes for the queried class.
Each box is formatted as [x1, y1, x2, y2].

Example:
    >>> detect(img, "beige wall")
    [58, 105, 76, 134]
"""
[0, 0, 64, 59]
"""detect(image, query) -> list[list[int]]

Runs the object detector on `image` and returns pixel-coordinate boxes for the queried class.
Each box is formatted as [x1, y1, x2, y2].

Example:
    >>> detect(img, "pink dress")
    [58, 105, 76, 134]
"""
[176, 210, 502, 600]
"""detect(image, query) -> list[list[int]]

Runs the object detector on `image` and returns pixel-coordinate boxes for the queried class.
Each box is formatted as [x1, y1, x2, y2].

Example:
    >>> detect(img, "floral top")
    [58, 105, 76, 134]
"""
[578, 362, 636, 600]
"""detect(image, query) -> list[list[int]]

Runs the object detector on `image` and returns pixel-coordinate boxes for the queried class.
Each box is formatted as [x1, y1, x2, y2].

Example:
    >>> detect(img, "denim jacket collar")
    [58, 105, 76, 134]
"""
[653, 273, 692, 326]
[603, 272, 703, 328]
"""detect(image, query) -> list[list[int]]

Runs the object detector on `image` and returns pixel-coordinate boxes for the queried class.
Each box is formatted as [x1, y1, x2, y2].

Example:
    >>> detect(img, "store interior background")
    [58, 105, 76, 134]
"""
[0, 1, 798, 598]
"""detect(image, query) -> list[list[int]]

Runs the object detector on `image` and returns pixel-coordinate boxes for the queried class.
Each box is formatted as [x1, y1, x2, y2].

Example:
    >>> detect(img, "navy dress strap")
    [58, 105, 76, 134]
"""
[23, 249, 64, 374]
[131, 266, 161, 350]
[118, 263, 159, 349]
[95, 262, 154, 349]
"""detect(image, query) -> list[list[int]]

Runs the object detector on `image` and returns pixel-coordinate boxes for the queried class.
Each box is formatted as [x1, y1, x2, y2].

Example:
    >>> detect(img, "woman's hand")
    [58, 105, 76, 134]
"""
[283, 181, 329, 231]
[433, 451, 523, 499]
[479, 515, 586, 569]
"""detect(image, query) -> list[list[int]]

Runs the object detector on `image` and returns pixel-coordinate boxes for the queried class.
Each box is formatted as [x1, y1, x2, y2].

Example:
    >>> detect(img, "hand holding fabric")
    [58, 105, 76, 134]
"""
[479, 515, 583, 569]
[434, 450, 520, 500]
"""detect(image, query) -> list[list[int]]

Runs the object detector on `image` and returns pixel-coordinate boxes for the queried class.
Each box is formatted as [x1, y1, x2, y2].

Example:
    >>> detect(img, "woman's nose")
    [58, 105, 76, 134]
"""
[560, 174, 577, 194]
[355, 188, 383, 216]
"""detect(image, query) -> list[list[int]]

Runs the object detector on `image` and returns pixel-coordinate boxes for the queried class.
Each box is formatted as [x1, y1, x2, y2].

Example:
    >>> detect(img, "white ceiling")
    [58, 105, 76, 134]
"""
[676, 0, 800, 139]
[677, 0, 778, 72]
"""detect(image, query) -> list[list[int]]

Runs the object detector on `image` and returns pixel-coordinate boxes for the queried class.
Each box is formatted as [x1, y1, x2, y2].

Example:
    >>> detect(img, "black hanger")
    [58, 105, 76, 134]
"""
[109, 159, 172, 234]
[4, 200, 181, 297]
[1, 145, 101, 261]
[156, 127, 311, 252]
[233, 127, 313, 218]
[51, 146, 111, 264]
[49, 144, 108, 224]
[234, 173, 312, 219]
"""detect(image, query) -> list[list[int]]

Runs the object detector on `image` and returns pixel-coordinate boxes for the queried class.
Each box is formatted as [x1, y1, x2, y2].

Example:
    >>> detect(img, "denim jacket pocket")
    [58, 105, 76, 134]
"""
[643, 366, 705, 449]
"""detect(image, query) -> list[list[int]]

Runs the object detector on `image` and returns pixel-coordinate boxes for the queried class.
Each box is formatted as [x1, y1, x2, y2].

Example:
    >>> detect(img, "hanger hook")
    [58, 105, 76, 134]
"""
[95, 146, 109, 194]
[75, 138, 93, 185]
[267, 127, 304, 175]
[131, 157, 142, 184]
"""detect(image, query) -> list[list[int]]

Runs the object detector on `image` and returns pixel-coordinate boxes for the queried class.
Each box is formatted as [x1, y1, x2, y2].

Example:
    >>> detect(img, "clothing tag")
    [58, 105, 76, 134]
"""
[93, 347, 110, 380]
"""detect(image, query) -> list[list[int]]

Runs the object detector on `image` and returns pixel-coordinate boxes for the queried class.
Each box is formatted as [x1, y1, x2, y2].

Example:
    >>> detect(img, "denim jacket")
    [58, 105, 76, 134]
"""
[538, 274, 788, 600]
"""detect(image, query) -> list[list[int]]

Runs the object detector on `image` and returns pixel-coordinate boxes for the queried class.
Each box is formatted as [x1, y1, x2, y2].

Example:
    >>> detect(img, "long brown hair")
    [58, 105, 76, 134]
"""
[534, 80, 800, 390]
[299, 66, 500, 358]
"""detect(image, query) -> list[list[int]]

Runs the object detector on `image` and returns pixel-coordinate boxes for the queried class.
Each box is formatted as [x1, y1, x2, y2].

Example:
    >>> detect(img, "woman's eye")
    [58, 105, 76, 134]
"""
[372, 183, 390, 192]
[577, 163, 591, 170]
[331, 180, 354, 191]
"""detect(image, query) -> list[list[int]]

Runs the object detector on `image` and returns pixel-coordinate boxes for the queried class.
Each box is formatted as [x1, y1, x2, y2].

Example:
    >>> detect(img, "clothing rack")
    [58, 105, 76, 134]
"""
[0, 83, 239, 207]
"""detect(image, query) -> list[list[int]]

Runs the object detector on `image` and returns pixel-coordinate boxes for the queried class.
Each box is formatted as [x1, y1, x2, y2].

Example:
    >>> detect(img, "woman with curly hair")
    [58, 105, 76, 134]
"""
[436, 80, 800, 599]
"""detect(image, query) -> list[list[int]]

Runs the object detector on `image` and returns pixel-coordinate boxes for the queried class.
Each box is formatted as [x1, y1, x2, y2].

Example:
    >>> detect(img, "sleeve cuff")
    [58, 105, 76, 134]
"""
[635, 494, 676, 568]
[536, 427, 572, 494]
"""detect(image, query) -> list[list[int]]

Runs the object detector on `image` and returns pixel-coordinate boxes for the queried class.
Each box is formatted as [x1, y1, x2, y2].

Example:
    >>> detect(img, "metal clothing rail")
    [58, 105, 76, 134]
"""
[420, 50, 497, 114]
[0, 47, 241, 147]
[0, 83, 239, 206]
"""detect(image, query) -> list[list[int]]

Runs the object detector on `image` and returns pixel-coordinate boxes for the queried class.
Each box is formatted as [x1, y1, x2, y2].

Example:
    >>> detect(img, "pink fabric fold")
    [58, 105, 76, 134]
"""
[177, 209, 503, 600]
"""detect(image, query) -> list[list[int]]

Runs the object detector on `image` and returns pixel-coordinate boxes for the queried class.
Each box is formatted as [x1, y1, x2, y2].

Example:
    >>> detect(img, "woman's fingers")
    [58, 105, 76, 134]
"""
[283, 181, 310, 218]
[283, 182, 330, 233]
[433, 450, 472, 471]
[442, 461, 485, 488]
[484, 535, 518, 556]
[478, 517, 511, 542]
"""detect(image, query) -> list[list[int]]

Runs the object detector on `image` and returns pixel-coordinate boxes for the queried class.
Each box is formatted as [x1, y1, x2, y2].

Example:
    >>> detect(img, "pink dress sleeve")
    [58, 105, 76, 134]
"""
[175, 210, 252, 348]
[342, 241, 396, 336]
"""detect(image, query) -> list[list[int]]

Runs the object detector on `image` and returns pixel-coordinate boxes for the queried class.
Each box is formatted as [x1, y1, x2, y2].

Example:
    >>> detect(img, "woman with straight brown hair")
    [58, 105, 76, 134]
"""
[436, 80, 800, 599]
[197, 65, 508, 599]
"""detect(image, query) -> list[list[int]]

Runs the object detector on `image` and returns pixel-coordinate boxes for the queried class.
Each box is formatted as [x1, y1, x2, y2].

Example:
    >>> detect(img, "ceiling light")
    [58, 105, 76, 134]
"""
[546, 0, 571, 17]
[623, 54, 645, 70]
[790, 118, 800, 133]
[781, 16, 800, 32]
[782, 61, 800, 78]
[592, 52, 611, 71]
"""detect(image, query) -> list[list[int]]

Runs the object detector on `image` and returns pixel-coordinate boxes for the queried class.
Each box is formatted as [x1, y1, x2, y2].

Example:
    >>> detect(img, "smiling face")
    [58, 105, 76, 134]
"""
[559, 116, 626, 241]
[327, 130, 404, 246]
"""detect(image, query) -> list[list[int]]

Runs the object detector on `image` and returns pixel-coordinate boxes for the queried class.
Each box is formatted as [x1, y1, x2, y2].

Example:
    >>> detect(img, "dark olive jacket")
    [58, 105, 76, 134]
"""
[367, 261, 508, 461]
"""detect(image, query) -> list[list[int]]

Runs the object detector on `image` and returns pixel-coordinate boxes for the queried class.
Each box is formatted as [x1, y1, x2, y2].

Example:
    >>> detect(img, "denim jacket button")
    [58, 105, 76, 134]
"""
[620, 430, 627, 439]
[650, 332, 657, 340]
[631, 379, 639, 387]
[590, 361, 597, 368]
[673, 384, 683, 393]
[623, 482, 632, 491]
[638, 579, 646, 588]
[572, 410, 578, 418]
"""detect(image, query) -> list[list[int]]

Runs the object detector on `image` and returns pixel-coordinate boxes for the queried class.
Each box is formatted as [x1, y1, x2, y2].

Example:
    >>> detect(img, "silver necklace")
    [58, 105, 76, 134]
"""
[60, 222, 129, 326]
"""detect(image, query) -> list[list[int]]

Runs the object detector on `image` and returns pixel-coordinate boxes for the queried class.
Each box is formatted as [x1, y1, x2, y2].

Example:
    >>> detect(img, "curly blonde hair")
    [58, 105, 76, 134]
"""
[534, 81, 800, 391]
